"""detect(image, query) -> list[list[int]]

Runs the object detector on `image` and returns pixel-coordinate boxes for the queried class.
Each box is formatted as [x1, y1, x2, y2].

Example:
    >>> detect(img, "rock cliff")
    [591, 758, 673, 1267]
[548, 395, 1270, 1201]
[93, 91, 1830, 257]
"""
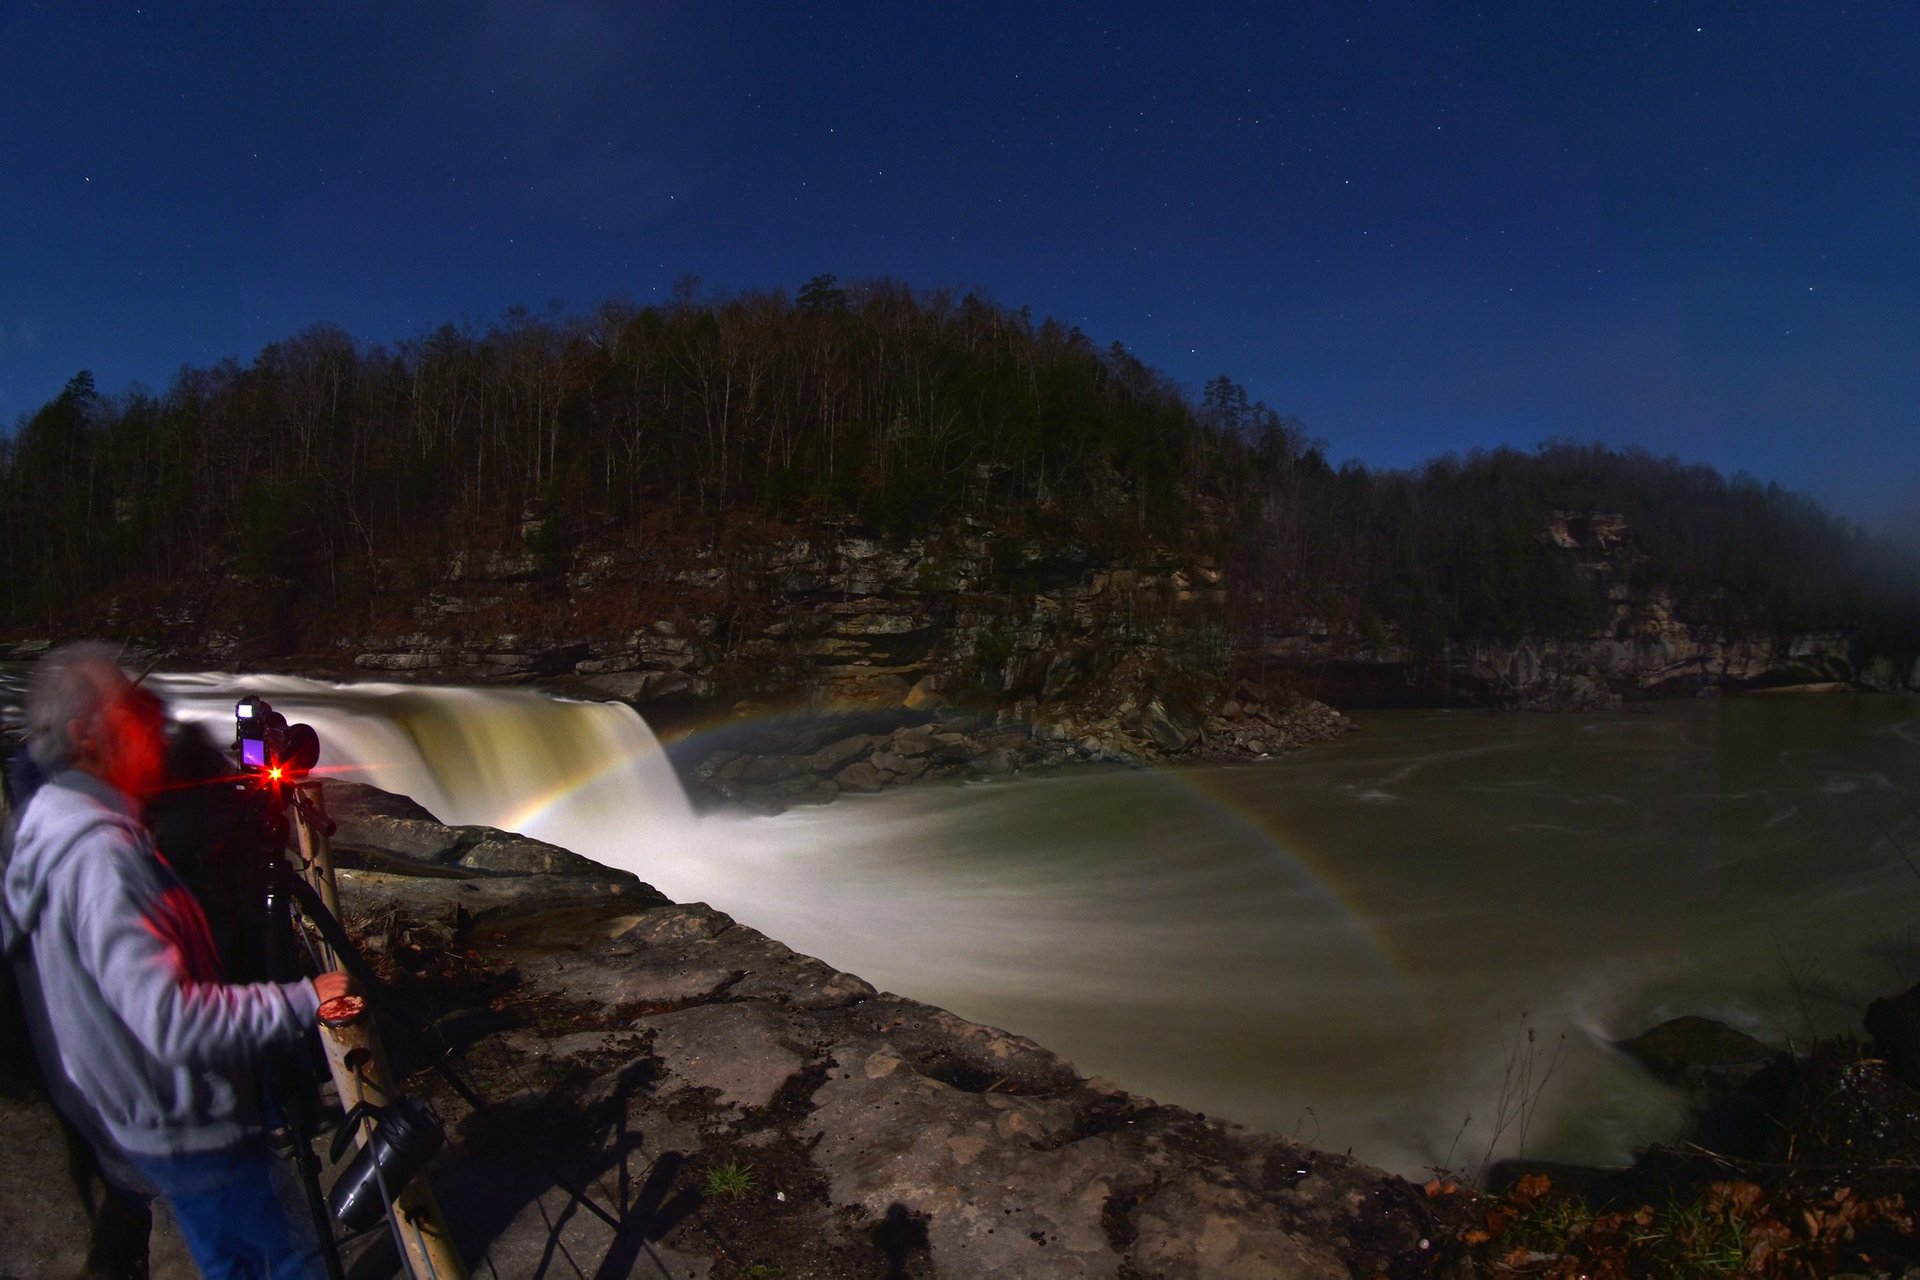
[16, 511, 1912, 743]
[1246, 512, 1902, 709]
[345, 513, 1912, 717]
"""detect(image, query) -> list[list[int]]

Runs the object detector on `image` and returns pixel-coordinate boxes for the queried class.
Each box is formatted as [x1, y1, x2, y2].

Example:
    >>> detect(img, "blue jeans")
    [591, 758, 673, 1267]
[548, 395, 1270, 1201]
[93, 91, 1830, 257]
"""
[131, 1139, 326, 1280]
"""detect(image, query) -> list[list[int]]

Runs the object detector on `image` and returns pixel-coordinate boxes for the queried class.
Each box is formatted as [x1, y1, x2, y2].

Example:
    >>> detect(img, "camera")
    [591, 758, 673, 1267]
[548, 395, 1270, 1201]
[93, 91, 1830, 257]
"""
[233, 697, 320, 781]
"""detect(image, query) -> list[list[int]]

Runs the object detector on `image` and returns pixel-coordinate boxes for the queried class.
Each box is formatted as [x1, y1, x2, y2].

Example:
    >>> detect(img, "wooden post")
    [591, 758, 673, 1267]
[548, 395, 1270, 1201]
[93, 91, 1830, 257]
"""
[292, 782, 468, 1280]
[290, 785, 344, 961]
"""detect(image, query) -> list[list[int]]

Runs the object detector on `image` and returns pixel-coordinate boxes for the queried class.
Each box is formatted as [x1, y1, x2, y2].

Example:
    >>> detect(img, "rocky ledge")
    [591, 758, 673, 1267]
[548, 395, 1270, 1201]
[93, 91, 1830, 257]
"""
[322, 782, 1438, 1277]
[667, 688, 1354, 815]
[0, 780, 1441, 1279]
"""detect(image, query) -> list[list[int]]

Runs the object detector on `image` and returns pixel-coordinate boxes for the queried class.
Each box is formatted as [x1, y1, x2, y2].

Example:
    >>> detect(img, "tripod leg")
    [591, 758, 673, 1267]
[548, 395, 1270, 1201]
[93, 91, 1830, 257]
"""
[267, 1048, 347, 1280]
[285, 1113, 347, 1280]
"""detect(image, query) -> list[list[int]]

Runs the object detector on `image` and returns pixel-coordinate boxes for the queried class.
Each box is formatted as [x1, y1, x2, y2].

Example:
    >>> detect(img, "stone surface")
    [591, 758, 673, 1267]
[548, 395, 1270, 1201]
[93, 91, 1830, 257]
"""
[0, 1090, 201, 1279]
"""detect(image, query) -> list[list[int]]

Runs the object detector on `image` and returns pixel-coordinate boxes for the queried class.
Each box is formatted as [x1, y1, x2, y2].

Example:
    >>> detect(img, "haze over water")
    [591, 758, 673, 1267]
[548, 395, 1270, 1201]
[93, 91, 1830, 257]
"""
[16, 671, 1917, 1179]
[699, 696, 1920, 1176]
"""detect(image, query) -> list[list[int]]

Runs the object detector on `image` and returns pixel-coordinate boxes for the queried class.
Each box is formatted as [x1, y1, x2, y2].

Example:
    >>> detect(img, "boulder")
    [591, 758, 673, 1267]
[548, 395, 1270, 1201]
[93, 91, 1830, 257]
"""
[1864, 982, 1920, 1089]
[835, 760, 886, 793]
[1617, 1016, 1780, 1097]
[806, 733, 874, 775]
[458, 834, 601, 876]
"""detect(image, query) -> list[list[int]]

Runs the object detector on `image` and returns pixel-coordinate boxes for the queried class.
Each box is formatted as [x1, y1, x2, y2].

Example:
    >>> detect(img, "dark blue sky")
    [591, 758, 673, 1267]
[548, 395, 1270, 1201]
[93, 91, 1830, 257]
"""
[3, 2, 1915, 534]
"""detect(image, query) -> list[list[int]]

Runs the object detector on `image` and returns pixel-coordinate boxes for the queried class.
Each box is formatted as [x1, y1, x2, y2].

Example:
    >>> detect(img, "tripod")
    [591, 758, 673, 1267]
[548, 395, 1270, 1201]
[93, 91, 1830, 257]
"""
[208, 700, 637, 1279]
[270, 778, 468, 1280]
[272, 781, 645, 1273]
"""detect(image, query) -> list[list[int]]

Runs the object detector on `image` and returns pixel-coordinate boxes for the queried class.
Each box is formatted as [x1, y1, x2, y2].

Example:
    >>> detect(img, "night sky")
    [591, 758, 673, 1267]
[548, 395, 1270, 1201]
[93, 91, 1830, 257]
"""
[3, 3, 1915, 535]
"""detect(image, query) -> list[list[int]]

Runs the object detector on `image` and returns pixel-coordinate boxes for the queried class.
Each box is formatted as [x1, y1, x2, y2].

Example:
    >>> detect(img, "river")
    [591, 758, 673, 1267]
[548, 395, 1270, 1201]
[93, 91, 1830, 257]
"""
[8, 669, 1919, 1180]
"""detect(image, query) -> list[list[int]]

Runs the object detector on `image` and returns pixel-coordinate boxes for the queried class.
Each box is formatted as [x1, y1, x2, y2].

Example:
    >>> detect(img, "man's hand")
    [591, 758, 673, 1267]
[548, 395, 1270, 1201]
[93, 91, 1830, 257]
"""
[314, 971, 355, 1004]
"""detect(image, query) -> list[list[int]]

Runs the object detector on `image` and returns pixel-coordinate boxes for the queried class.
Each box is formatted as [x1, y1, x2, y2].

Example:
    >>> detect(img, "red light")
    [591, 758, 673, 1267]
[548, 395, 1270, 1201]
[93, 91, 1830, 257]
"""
[268, 766, 284, 782]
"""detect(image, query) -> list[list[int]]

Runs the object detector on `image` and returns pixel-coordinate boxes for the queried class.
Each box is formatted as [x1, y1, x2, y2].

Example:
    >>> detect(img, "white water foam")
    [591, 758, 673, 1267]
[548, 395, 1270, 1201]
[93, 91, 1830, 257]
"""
[151, 673, 700, 889]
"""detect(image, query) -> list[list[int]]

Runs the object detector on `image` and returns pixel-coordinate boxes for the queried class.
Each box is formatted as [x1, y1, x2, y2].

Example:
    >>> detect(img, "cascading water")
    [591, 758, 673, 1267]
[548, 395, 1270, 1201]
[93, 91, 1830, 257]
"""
[151, 674, 702, 894]
[10, 670, 1919, 1179]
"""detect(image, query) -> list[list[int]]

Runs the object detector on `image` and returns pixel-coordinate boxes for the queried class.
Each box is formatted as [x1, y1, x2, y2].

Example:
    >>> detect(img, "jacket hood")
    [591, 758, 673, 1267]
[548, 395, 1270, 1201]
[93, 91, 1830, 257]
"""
[3, 771, 147, 947]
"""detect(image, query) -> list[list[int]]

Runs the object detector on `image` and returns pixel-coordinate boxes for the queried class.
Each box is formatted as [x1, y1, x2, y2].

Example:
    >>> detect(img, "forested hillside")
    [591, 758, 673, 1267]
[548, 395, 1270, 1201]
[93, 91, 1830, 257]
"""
[1, 279, 1911, 664]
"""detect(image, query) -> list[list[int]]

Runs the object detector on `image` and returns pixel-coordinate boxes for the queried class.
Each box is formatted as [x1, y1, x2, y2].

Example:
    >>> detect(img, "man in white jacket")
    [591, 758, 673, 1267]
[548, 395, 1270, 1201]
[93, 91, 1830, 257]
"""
[2, 644, 349, 1279]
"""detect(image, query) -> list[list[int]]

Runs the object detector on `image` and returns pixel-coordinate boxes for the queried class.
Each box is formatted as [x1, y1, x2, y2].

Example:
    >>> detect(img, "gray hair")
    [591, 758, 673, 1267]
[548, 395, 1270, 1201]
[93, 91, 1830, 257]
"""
[23, 642, 133, 772]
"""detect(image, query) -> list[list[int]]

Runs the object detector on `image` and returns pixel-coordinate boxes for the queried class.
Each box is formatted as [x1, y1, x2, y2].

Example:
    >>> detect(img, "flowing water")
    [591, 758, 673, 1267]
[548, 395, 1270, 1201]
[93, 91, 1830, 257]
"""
[7, 668, 1918, 1179]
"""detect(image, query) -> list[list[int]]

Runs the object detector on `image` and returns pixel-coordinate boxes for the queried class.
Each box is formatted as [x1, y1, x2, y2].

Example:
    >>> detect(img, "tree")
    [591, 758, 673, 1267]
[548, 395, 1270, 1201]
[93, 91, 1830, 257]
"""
[1201, 374, 1249, 432]
[796, 273, 847, 315]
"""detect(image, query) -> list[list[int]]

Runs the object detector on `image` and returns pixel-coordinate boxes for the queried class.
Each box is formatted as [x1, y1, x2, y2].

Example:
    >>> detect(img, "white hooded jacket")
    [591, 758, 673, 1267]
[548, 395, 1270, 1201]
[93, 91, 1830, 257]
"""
[2, 770, 319, 1157]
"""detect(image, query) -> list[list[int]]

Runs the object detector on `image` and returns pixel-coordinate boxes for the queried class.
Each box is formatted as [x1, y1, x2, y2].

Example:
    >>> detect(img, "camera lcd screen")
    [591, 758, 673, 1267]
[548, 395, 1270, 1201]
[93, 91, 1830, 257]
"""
[241, 738, 267, 768]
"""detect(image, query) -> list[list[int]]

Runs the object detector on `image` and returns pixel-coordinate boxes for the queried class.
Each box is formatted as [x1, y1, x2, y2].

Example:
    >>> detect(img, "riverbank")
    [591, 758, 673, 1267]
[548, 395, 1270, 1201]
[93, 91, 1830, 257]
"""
[0, 779, 1440, 1278]
[1427, 1009, 1920, 1276]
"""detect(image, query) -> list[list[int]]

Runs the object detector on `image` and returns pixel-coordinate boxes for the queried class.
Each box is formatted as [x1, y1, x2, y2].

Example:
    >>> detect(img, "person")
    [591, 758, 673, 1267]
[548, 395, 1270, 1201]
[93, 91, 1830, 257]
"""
[1, 643, 350, 1280]
[6, 713, 160, 1280]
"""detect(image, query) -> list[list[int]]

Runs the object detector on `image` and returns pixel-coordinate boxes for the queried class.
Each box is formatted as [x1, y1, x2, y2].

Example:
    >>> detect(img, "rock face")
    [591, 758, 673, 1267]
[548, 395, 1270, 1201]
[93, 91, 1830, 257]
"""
[12, 510, 1907, 728]
[1249, 511, 1877, 709]
[176, 516, 1358, 774]
[344, 523, 1273, 746]
[339, 512, 1913, 711]
[313, 782, 1438, 1277]
[1252, 613, 1858, 710]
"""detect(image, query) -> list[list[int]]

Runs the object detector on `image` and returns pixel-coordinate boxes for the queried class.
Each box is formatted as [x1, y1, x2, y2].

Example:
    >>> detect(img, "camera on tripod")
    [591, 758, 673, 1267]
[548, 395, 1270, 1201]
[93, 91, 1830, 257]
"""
[220, 695, 458, 1275]
[234, 697, 320, 784]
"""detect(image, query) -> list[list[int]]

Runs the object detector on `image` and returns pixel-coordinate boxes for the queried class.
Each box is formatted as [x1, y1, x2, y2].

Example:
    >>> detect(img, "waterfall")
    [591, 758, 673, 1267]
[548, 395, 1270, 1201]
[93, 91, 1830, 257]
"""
[151, 673, 699, 891]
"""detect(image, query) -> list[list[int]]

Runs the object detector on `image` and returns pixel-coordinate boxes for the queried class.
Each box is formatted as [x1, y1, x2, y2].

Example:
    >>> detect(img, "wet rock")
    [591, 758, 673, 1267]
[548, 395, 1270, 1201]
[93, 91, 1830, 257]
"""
[806, 733, 873, 775]
[355, 651, 437, 671]
[975, 746, 1016, 775]
[1124, 698, 1196, 752]
[326, 779, 440, 825]
[1864, 982, 1920, 1089]
[457, 834, 601, 876]
[867, 749, 924, 778]
[1617, 1015, 1781, 1097]
[834, 760, 885, 793]
[326, 781, 609, 879]
[335, 863, 660, 930]
[332, 812, 468, 864]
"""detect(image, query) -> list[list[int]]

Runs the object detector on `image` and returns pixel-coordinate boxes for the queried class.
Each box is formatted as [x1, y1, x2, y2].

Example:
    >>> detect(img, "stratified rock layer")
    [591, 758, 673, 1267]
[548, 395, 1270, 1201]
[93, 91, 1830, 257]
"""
[20, 511, 1902, 750]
